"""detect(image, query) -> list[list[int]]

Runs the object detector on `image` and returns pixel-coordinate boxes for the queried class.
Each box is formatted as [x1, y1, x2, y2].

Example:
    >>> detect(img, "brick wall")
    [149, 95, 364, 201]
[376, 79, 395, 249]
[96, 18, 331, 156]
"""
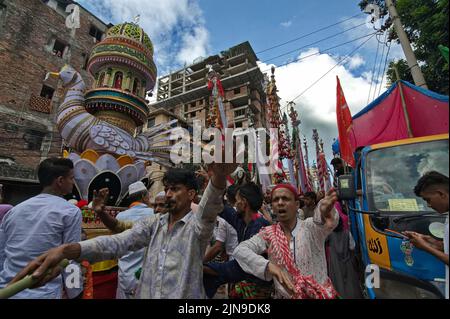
[0, 0, 109, 178]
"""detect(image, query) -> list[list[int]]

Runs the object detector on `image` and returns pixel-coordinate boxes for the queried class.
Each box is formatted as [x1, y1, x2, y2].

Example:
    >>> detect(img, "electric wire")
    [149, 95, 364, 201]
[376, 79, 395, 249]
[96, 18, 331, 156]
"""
[262, 21, 368, 63]
[260, 31, 378, 74]
[377, 40, 392, 97]
[285, 33, 377, 106]
[256, 12, 365, 54]
[367, 34, 381, 105]
[372, 31, 388, 101]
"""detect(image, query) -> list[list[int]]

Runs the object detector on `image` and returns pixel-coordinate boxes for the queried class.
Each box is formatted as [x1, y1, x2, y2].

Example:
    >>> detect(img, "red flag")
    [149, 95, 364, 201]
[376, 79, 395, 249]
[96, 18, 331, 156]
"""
[336, 76, 355, 168]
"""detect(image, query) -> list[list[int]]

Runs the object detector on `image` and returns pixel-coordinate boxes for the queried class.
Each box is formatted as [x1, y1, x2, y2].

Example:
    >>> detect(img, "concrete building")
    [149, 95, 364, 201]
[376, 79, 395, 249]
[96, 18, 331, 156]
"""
[0, 0, 111, 204]
[142, 106, 190, 200]
[151, 41, 268, 130]
[145, 42, 269, 196]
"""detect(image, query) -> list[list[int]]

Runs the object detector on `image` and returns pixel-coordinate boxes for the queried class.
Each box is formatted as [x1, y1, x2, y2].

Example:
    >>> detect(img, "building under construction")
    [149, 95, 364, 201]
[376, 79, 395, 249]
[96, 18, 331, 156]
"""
[149, 41, 268, 130]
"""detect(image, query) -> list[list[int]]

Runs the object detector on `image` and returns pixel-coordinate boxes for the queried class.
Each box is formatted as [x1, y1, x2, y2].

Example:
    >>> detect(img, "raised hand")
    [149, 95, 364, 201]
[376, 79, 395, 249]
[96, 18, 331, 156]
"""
[320, 188, 338, 216]
[92, 188, 109, 214]
[195, 169, 210, 190]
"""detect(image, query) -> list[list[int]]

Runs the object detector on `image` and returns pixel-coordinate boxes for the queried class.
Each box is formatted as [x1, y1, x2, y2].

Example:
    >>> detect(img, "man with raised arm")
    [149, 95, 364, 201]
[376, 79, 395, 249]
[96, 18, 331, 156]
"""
[9, 163, 236, 299]
[233, 184, 340, 299]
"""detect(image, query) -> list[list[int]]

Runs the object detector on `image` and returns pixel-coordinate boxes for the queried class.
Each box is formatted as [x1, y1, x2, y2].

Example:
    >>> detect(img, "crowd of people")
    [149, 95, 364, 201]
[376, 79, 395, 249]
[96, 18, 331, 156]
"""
[0, 157, 448, 299]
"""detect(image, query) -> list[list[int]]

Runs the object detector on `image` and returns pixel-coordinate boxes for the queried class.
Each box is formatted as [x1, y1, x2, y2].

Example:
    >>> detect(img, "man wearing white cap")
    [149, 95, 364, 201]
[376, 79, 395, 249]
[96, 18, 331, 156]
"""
[114, 181, 154, 299]
[153, 191, 168, 215]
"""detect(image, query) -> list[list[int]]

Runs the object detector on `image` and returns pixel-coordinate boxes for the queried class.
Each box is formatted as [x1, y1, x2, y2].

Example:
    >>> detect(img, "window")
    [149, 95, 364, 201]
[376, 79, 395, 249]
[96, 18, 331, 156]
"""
[52, 39, 66, 58]
[235, 122, 243, 128]
[366, 139, 449, 212]
[184, 105, 188, 112]
[0, 3, 7, 30]
[234, 109, 245, 117]
[81, 53, 89, 70]
[40, 85, 54, 100]
[56, 2, 68, 12]
[147, 118, 155, 128]
[191, 111, 197, 118]
[97, 72, 105, 87]
[113, 72, 123, 89]
[23, 130, 45, 151]
[132, 78, 140, 94]
[89, 25, 104, 42]
[234, 88, 241, 95]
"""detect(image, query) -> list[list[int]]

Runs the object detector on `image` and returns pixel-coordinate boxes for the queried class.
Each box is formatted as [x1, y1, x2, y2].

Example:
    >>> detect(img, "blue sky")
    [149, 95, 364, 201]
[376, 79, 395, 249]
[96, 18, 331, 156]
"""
[200, 0, 363, 62]
[77, 0, 405, 163]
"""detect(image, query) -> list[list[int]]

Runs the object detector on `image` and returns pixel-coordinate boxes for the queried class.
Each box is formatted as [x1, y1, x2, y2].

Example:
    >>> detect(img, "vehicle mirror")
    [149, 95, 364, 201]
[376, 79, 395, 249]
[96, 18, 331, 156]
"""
[337, 174, 356, 200]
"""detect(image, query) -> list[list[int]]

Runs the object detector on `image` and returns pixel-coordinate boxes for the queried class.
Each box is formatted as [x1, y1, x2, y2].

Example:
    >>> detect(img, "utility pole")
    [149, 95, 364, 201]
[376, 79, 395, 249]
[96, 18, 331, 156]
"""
[385, 0, 428, 89]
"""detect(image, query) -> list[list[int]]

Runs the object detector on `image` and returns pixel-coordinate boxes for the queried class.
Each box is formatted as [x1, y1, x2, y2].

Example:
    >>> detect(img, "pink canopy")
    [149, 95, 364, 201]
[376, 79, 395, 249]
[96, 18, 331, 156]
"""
[349, 81, 449, 150]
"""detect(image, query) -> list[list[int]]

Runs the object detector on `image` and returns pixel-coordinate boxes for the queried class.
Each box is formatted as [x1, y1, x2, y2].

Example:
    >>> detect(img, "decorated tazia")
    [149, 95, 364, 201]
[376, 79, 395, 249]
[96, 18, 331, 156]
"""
[288, 105, 312, 194]
[206, 64, 227, 129]
[266, 67, 287, 184]
[63, 149, 155, 206]
[45, 22, 175, 205]
[312, 129, 331, 192]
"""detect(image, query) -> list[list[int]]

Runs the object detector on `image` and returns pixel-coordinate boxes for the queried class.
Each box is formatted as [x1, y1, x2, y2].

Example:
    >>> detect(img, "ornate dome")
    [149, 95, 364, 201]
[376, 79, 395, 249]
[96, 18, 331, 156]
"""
[106, 22, 154, 56]
[87, 22, 157, 91]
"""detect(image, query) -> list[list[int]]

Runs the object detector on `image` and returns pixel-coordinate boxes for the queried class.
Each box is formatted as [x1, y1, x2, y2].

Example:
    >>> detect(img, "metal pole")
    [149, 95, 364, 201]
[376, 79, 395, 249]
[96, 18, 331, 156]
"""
[394, 66, 414, 138]
[385, 0, 428, 89]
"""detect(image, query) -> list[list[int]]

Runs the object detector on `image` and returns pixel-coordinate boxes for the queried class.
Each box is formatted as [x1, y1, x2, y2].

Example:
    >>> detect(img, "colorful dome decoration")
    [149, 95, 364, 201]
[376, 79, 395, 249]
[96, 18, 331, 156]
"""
[106, 22, 154, 55]
[64, 150, 151, 207]
[86, 22, 157, 132]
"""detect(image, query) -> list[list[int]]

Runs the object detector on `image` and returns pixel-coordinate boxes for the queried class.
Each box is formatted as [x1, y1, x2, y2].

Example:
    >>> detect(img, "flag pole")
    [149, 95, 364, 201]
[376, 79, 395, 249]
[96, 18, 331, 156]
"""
[394, 66, 414, 138]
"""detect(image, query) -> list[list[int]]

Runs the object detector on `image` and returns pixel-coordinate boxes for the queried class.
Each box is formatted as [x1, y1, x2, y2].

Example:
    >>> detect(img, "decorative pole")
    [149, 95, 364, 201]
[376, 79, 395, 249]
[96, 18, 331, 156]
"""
[302, 137, 314, 192]
[313, 129, 325, 192]
[266, 67, 286, 184]
[207, 65, 227, 129]
[303, 137, 310, 171]
[289, 104, 310, 194]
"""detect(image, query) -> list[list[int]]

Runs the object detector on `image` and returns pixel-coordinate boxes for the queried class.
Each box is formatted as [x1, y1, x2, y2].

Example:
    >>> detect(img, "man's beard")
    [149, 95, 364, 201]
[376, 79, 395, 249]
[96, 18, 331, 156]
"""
[165, 200, 176, 212]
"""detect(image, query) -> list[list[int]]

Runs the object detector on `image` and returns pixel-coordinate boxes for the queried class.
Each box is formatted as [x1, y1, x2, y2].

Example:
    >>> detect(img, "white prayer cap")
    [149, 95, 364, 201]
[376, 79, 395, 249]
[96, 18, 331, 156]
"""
[128, 181, 147, 196]
[155, 191, 166, 198]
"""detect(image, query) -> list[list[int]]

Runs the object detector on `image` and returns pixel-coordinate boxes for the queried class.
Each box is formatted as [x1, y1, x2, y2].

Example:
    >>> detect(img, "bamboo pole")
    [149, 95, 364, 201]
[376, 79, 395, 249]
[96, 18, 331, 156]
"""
[0, 259, 70, 299]
[394, 66, 414, 138]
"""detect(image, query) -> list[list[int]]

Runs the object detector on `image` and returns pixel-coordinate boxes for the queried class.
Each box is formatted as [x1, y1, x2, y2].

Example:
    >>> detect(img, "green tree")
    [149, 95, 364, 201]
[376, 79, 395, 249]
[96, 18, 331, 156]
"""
[386, 59, 413, 86]
[359, 0, 449, 94]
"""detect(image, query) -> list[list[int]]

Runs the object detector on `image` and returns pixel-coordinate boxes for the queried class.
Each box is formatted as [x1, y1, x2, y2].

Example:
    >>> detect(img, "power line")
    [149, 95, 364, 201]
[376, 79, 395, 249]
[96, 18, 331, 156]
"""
[367, 35, 381, 105]
[263, 21, 368, 63]
[256, 12, 365, 54]
[377, 40, 392, 97]
[260, 31, 378, 74]
[285, 33, 377, 106]
[372, 31, 389, 101]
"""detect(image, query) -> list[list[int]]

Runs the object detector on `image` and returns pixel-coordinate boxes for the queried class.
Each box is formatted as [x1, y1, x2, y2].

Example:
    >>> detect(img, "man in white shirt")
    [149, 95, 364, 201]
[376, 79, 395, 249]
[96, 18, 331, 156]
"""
[233, 183, 339, 298]
[114, 181, 154, 299]
[0, 158, 82, 299]
[204, 216, 238, 263]
[404, 171, 449, 299]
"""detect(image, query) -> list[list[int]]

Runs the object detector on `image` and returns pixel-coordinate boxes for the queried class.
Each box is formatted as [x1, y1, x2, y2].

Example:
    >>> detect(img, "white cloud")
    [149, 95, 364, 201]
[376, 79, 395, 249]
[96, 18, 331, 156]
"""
[176, 26, 210, 65]
[258, 48, 389, 163]
[347, 54, 365, 70]
[78, 0, 210, 73]
[280, 20, 293, 28]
